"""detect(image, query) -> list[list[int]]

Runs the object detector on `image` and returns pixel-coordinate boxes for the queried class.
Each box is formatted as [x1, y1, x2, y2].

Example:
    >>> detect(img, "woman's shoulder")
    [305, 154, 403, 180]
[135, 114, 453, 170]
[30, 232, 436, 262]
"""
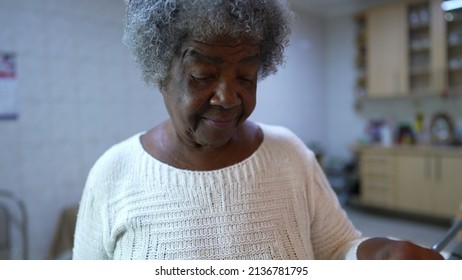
[260, 123, 308, 147]
[258, 123, 316, 162]
[87, 133, 144, 180]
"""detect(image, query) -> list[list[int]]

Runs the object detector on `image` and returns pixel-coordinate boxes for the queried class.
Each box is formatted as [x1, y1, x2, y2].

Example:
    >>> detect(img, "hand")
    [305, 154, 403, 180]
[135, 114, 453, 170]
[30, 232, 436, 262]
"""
[357, 237, 444, 260]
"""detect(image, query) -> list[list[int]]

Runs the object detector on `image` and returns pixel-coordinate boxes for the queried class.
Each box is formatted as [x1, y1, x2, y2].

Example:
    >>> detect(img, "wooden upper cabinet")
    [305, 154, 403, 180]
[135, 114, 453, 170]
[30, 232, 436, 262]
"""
[361, 0, 447, 98]
[445, 5, 462, 89]
[407, 0, 446, 95]
[366, 1, 408, 97]
[429, 0, 446, 93]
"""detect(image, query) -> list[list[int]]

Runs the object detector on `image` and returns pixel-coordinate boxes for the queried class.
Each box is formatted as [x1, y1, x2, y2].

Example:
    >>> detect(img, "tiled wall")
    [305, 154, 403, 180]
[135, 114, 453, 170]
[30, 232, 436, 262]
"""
[0, 0, 167, 259]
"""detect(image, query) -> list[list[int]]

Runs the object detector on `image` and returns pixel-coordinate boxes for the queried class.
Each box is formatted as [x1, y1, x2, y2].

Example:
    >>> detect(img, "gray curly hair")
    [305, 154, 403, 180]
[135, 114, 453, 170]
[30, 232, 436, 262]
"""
[123, 0, 293, 88]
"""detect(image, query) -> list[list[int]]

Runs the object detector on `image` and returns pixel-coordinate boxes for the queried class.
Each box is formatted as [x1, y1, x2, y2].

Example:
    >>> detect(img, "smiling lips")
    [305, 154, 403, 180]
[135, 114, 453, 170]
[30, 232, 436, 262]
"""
[204, 117, 237, 129]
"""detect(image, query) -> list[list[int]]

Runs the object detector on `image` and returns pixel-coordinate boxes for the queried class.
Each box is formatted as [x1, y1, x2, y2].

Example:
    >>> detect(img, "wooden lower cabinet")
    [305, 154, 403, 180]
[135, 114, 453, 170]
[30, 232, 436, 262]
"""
[395, 154, 436, 215]
[435, 156, 462, 217]
[359, 147, 462, 219]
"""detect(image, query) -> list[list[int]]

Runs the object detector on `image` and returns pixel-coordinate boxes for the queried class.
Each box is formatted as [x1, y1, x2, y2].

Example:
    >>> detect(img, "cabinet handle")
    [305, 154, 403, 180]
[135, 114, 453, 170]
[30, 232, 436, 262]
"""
[425, 157, 431, 181]
[434, 157, 441, 182]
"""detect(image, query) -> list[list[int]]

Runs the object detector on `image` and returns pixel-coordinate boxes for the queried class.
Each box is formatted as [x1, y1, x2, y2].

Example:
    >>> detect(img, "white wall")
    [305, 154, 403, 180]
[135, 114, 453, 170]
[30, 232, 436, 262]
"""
[325, 15, 366, 161]
[253, 9, 327, 147]
[0, 0, 167, 259]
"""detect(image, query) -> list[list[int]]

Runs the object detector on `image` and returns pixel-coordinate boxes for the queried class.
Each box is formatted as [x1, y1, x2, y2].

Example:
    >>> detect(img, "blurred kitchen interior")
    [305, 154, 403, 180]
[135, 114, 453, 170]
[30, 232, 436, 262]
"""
[0, 0, 461, 259]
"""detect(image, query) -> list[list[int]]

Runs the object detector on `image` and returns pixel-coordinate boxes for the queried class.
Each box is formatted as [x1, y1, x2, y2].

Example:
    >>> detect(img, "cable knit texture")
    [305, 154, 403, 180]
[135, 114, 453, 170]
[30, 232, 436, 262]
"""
[72, 124, 362, 260]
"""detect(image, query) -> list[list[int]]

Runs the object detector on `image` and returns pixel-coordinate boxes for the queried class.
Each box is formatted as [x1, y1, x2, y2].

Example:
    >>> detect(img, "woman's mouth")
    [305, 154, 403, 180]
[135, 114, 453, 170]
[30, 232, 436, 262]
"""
[204, 117, 237, 129]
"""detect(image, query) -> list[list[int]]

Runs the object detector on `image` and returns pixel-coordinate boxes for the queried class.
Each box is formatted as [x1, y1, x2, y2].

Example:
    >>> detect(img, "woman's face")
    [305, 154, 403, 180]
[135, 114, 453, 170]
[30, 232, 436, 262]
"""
[162, 36, 261, 148]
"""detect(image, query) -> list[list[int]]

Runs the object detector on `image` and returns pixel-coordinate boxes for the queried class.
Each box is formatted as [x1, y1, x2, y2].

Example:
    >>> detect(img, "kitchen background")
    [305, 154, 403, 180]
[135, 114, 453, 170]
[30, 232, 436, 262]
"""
[0, 0, 461, 259]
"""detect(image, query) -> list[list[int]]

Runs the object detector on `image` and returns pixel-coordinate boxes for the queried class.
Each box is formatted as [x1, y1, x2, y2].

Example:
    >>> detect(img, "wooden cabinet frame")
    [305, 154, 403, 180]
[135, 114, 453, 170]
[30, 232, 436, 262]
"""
[358, 0, 448, 98]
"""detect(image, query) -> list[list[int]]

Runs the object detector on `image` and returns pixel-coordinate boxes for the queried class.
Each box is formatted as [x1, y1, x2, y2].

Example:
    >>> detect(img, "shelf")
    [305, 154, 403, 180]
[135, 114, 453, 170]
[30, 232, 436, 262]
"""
[409, 23, 430, 29]
[445, 16, 462, 23]
[358, 90, 461, 102]
[409, 68, 430, 75]
[409, 46, 430, 52]
[447, 8, 462, 89]
[448, 67, 462, 72]
[354, 13, 368, 100]
[408, 1, 431, 94]
[447, 43, 462, 48]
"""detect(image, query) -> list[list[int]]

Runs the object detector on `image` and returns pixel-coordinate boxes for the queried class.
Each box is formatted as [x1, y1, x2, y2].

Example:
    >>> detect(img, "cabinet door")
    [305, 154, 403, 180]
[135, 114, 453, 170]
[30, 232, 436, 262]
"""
[367, 2, 408, 97]
[429, 0, 446, 92]
[444, 4, 462, 89]
[434, 156, 462, 217]
[407, 0, 446, 94]
[395, 154, 434, 214]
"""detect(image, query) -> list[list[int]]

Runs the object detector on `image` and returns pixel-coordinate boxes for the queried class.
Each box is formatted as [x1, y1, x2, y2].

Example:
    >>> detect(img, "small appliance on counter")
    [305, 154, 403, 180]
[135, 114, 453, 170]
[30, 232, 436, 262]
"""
[429, 112, 457, 146]
[365, 118, 393, 146]
[396, 122, 416, 145]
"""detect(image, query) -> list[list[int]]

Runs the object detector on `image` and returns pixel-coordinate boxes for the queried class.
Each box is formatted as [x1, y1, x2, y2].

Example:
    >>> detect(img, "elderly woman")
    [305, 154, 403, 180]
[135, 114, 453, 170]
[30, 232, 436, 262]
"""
[72, 0, 442, 260]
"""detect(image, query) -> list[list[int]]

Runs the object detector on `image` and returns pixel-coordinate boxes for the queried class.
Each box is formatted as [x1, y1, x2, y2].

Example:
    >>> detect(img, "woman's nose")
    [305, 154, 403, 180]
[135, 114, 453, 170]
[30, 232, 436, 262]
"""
[210, 80, 242, 109]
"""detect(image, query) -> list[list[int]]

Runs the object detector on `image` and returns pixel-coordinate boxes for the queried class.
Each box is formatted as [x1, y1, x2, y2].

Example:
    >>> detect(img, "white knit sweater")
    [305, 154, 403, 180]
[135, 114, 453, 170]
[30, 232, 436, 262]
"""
[72, 124, 362, 259]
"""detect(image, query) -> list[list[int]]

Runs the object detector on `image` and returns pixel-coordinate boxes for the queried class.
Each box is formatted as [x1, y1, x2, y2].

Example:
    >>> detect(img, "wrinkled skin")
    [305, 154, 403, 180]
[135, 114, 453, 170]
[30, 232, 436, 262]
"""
[141, 35, 263, 171]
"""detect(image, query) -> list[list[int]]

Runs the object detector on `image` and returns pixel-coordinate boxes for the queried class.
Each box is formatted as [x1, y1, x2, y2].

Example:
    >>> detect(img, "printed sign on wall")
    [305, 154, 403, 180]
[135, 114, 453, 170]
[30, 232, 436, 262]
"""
[0, 51, 18, 119]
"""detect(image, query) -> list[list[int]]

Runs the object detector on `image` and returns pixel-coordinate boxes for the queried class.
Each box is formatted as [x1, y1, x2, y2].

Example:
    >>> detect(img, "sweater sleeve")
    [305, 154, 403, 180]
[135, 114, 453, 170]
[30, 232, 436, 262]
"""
[72, 171, 110, 260]
[264, 124, 363, 259]
[307, 159, 363, 259]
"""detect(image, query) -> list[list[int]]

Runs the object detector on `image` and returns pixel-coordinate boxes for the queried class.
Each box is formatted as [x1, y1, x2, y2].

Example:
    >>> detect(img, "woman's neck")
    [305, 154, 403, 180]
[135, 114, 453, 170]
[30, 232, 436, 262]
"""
[141, 120, 262, 171]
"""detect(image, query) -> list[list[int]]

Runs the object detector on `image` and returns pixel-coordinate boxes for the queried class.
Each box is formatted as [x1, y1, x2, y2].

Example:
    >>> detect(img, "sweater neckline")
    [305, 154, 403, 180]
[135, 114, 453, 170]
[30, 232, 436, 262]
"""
[134, 124, 269, 175]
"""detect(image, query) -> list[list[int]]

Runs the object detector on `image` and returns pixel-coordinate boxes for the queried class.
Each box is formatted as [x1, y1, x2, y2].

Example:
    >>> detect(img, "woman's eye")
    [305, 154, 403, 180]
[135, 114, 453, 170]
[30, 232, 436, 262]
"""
[191, 75, 213, 82]
[238, 77, 253, 85]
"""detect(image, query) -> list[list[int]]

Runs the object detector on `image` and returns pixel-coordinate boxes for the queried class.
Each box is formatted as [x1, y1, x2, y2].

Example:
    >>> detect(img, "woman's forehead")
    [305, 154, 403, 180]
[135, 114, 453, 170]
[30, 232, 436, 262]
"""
[180, 39, 261, 65]
[182, 35, 260, 53]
